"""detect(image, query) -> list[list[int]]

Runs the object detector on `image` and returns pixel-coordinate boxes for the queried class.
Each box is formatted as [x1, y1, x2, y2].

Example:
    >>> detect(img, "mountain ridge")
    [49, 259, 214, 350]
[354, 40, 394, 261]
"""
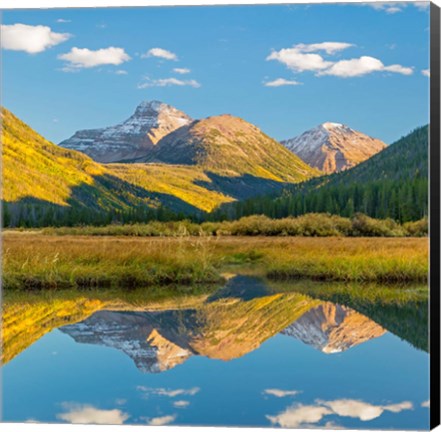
[59, 100, 193, 163]
[2, 106, 320, 226]
[143, 113, 319, 182]
[221, 125, 428, 222]
[282, 122, 387, 174]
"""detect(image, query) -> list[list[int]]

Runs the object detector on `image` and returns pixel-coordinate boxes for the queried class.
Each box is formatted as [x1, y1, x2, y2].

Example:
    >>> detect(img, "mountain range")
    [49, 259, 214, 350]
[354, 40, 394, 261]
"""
[59, 101, 385, 175]
[1, 101, 427, 226]
[1, 103, 319, 225]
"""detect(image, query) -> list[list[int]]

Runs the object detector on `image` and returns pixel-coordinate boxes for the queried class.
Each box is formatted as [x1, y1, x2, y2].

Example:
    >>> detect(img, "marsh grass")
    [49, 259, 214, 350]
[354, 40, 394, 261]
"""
[264, 237, 428, 283]
[2, 234, 428, 289]
[3, 235, 222, 290]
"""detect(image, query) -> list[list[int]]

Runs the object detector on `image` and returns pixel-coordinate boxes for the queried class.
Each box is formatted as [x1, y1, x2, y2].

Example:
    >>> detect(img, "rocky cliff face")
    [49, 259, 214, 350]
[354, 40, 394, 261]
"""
[59, 101, 192, 163]
[283, 122, 386, 174]
[282, 302, 386, 353]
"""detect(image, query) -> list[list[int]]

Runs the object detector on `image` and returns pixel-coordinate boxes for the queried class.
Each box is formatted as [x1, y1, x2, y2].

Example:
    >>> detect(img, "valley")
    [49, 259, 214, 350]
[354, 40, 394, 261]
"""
[1, 100, 429, 289]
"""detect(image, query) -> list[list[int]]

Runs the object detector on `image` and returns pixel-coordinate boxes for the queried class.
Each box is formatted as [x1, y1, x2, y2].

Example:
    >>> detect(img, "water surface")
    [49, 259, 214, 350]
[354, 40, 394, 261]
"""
[2, 276, 429, 429]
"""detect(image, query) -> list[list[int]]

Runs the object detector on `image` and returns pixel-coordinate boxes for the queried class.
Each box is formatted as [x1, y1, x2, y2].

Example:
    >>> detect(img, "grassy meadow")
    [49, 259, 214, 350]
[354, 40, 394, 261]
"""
[3, 232, 428, 290]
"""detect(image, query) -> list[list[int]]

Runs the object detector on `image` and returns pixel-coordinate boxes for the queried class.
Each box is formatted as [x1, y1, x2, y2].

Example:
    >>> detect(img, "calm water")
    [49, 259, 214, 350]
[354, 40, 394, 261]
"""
[2, 276, 430, 429]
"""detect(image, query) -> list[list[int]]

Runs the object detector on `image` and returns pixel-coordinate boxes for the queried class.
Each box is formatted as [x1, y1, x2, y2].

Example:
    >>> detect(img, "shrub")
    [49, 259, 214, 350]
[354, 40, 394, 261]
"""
[404, 218, 428, 237]
[351, 213, 406, 237]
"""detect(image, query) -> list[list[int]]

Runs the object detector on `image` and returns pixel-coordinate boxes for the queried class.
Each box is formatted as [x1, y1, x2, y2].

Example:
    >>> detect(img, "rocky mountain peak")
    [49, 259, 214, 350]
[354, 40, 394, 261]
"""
[283, 122, 386, 174]
[59, 100, 192, 163]
[321, 121, 345, 131]
[133, 100, 186, 118]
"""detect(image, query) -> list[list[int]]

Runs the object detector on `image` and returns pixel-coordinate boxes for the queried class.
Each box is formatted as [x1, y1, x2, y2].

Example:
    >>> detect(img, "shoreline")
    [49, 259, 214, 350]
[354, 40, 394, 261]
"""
[3, 234, 429, 289]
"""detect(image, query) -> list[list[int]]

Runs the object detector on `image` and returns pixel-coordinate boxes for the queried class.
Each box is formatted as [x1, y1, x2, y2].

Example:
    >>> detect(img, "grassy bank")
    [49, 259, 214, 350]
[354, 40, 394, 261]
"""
[2, 234, 428, 289]
[35, 213, 428, 238]
[3, 235, 222, 290]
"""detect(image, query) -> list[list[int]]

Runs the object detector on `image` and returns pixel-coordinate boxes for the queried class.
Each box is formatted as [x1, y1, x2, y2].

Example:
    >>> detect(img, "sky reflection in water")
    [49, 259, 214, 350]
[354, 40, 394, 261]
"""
[2, 276, 430, 429]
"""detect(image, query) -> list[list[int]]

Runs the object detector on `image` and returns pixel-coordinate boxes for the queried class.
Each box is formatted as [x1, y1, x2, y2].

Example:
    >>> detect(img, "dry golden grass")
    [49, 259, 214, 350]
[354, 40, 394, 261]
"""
[2, 234, 428, 288]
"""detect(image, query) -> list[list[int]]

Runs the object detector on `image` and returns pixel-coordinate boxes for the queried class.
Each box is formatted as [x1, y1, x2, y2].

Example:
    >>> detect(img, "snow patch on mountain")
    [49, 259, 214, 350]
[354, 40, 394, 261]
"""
[282, 123, 386, 173]
[59, 100, 192, 163]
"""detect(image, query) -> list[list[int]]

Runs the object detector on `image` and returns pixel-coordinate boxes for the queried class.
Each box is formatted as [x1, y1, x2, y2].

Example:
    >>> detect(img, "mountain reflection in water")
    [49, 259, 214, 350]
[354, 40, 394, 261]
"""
[2, 275, 429, 429]
[59, 294, 387, 373]
[3, 275, 427, 367]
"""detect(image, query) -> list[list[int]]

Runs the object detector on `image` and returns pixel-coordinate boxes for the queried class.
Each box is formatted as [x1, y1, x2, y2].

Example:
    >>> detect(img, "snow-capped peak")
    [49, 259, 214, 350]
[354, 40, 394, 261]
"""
[59, 100, 193, 163]
[322, 121, 345, 131]
[134, 100, 168, 116]
[282, 122, 386, 174]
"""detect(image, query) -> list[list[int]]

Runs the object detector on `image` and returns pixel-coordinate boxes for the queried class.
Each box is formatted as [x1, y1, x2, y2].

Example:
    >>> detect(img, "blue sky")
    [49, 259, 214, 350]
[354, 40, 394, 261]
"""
[1, 3, 430, 144]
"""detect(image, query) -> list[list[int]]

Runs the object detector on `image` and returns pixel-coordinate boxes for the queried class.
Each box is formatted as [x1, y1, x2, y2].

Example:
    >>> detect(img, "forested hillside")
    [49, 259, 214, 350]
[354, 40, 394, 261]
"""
[1, 108, 317, 227]
[217, 126, 428, 223]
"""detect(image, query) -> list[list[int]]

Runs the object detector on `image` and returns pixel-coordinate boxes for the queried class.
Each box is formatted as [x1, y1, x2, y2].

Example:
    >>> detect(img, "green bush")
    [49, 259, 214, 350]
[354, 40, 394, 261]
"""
[404, 218, 428, 237]
[351, 213, 406, 237]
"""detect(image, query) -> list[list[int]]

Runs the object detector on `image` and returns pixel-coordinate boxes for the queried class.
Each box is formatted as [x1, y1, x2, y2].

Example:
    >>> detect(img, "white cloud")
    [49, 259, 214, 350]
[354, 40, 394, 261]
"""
[115, 69, 128, 75]
[57, 404, 129, 425]
[138, 77, 201, 88]
[268, 41, 413, 80]
[173, 67, 191, 74]
[146, 415, 176, 426]
[264, 78, 302, 87]
[143, 47, 177, 60]
[267, 49, 332, 72]
[319, 56, 413, 77]
[422, 69, 430, 77]
[365, 2, 429, 13]
[173, 400, 190, 408]
[422, 400, 430, 408]
[384, 402, 414, 413]
[137, 386, 200, 398]
[267, 404, 332, 428]
[321, 400, 383, 421]
[56, 19, 71, 23]
[267, 42, 352, 73]
[58, 47, 131, 69]
[321, 399, 413, 421]
[384, 64, 414, 75]
[263, 389, 300, 397]
[319, 56, 384, 77]
[267, 399, 413, 428]
[294, 42, 354, 55]
[1, 23, 70, 54]
[414, 1, 430, 10]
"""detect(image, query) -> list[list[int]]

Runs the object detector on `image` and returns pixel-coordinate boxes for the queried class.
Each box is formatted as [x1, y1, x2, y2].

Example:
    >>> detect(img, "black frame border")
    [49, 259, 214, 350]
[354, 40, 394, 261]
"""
[430, 2, 441, 430]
